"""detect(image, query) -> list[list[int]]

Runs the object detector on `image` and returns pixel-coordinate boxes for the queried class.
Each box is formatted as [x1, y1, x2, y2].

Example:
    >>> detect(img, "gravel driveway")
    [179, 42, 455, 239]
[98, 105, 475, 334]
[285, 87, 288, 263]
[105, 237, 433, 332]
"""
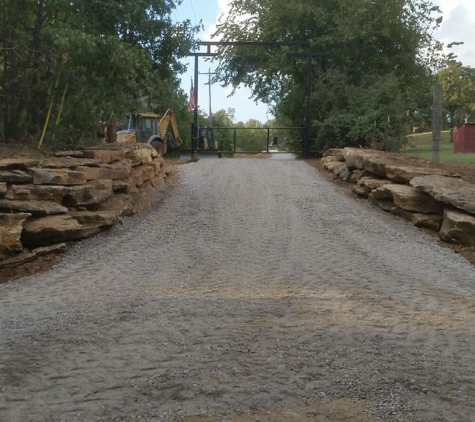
[1, 158, 475, 422]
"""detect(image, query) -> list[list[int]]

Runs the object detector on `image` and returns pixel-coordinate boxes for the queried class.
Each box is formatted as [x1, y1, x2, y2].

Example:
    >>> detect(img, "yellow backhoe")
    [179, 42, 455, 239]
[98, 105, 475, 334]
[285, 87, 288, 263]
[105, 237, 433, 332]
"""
[115, 108, 183, 156]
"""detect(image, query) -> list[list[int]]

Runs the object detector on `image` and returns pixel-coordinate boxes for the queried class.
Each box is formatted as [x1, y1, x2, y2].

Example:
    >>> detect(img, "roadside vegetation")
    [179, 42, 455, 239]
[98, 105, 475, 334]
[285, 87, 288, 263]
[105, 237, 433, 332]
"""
[407, 131, 475, 163]
[1, 0, 475, 156]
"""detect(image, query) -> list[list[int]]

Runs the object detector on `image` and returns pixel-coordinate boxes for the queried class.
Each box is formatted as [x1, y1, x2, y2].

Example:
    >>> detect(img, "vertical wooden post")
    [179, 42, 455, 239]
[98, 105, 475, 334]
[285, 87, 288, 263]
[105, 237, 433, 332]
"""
[432, 85, 443, 163]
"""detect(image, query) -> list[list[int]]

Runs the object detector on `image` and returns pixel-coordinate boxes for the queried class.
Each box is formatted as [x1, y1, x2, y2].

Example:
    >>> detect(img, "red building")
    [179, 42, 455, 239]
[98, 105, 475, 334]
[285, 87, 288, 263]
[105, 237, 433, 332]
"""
[455, 124, 475, 153]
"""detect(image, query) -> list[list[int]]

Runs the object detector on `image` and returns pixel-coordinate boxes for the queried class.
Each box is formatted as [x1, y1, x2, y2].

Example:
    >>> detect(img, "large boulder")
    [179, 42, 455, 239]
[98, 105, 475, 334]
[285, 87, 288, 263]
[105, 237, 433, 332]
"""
[126, 148, 154, 166]
[99, 193, 134, 217]
[38, 157, 99, 168]
[69, 210, 119, 228]
[0, 199, 68, 215]
[362, 156, 390, 177]
[398, 210, 443, 231]
[371, 184, 443, 214]
[5, 180, 113, 206]
[0, 158, 39, 171]
[81, 148, 126, 163]
[0, 183, 6, 196]
[54, 150, 84, 158]
[342, 148, 381, 170]
[323, 148, 345, 161]
[385, 165, 449, 183]
[30, 168, 86, 185]
[72, 180, 113, 206]
[358, 177, 394, 191]
[0, 170, 33, 183]
[131, 165, 156, 187]
[21, 215, 83, 247]
[352, 185, 371, 198]
[410, 175, 475, 216]
[439, 209, 475, 247]
[321, 156, 338, 165]
[0, 213, 30, 259]
[0, 243, 67, 270]
[323, 161, 347, 176]
[76, 159, 132, 181]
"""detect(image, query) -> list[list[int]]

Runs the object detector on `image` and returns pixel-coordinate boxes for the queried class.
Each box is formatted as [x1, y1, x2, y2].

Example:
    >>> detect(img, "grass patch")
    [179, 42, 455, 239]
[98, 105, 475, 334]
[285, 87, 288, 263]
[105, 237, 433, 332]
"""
[406, 131, 475, 163]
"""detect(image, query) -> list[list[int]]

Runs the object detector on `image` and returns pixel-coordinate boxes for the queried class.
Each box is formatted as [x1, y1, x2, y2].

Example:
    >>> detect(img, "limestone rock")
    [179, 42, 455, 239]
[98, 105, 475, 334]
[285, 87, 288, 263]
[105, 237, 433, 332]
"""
[99, 194, 134, 217]
[112, 180, 131, 193]
[76, 159, 131, 180]
[82, 148, 126, 163]
[22, 215, 84, 247]
[126, 148, 154, 166]
[439, 209, 475, 247]
[321, 156, 338, 165]
[73, 180, 113, 206]
[0, 213, 30, 259]
[385, 165, 449, 183]
[0, 183, 6, 196]
[54, 151, 84, 158]
[38, 157, 99, 168]
[0, 158, 39, 171]
[370, 185, 394, 200]
[69, 210, 118, 228]
[0, 170, 33, 183]
[0, 199, 68, 215]
[144, 161, 162, 175]
[352, 185, 371, 198]
[362, 156, 389, 177]
[6, 180, 113, 207]
[0, 243, 67, 270]
[131, 165, 155, 187]
[372, 184, 443, 214]
[30, 168, 86, 185]
[150, 175, 165, 189]
[369, 197, 401, 214]
[398, 211, 442, 231]
[342, 148, 381, 170]
[410, 175, 475, 216]
[323, 161, 347, 175]
[358, 177, 394, 191]
[349, 170, 363, 183]
[323, 148, 344, 160]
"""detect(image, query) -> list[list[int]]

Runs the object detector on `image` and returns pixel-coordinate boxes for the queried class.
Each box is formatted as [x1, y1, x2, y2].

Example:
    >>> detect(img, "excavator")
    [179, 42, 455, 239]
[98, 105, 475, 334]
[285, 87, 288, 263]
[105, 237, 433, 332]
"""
[115, 108, 182, 156]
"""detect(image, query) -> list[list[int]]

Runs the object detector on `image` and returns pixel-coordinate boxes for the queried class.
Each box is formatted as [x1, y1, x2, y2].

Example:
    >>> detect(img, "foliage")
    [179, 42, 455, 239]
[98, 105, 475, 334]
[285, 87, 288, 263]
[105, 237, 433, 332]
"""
[0, 0, 199, 146]
[437, 62, 475, 141]
[213, 0, 445, 152]
[407, 131, 475, 163]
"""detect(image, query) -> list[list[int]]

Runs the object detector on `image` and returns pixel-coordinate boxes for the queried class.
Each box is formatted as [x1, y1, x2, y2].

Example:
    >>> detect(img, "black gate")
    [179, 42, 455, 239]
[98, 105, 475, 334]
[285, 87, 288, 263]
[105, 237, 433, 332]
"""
[191, 125, 305, 156]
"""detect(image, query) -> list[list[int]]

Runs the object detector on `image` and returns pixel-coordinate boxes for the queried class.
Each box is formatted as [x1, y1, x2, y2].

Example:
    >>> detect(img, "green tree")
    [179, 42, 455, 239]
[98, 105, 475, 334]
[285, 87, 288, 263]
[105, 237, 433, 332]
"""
[0, 0, 199, 145]
[214, 0, 444, 152]
[437, 62, 475, 142]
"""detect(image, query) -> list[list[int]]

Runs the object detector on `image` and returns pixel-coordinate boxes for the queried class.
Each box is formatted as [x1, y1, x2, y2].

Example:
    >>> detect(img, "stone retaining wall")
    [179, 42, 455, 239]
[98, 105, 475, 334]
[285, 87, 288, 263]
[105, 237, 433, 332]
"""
[322, 148, 475, 247]
[0, 144, 169, 270]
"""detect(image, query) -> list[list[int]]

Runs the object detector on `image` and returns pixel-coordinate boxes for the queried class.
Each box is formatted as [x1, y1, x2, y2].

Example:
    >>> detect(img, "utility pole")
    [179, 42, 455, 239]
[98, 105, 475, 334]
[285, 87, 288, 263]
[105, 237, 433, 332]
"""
[432, 84, 443, 163]
[198, 68, 216, 127]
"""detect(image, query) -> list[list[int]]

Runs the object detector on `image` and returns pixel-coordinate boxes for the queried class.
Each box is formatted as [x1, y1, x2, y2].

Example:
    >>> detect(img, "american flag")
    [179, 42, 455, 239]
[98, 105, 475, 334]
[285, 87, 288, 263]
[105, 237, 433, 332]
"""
[187, 79, 196, 112]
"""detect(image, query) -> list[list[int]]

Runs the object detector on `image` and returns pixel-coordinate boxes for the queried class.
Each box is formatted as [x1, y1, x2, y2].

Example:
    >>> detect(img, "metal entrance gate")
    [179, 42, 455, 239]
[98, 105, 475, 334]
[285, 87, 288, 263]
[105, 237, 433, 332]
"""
[192, 125, 305, 156]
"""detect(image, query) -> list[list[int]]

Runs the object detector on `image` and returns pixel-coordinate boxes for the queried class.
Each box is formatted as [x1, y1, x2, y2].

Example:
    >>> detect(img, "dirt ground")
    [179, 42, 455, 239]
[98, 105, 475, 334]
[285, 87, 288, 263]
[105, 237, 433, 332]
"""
[1, 158, 475, 422]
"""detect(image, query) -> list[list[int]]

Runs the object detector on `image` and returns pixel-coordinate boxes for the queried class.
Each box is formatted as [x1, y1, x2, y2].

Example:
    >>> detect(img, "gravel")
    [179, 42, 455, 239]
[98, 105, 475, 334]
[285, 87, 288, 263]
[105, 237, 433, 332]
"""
[1, 158, 475, 422]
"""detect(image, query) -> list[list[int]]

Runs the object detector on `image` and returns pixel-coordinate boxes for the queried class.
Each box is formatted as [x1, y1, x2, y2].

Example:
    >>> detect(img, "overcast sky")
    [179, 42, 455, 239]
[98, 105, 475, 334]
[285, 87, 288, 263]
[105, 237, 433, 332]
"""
[173, 0, 475, 123]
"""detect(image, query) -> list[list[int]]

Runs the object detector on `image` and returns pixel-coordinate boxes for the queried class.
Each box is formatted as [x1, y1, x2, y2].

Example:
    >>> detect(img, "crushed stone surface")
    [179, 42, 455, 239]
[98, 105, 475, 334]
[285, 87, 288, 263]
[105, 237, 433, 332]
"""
[1, 158, 475, 422]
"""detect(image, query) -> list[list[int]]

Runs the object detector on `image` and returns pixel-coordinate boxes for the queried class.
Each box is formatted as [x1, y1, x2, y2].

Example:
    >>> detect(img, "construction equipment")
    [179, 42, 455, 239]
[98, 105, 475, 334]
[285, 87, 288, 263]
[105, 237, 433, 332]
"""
[116, 108, 183, 156]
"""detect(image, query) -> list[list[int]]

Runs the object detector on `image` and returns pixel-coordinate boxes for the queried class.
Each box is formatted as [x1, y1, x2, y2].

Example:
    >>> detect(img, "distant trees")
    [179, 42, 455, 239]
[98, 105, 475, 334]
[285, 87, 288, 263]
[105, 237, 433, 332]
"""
[0, 0, 199, 145]
[213, 0, 446, 152]
[437, 62, 475, 142]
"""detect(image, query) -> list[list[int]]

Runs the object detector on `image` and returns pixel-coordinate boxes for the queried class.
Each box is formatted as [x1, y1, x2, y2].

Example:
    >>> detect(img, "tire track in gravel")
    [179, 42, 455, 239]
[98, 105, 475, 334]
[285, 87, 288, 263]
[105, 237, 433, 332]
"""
[1, 158, 475, 422]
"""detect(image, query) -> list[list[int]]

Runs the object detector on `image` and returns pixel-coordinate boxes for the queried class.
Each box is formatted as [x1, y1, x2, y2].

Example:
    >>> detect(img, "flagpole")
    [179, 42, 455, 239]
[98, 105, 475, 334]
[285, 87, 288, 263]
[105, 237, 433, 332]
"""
[193, 55, 199, 157]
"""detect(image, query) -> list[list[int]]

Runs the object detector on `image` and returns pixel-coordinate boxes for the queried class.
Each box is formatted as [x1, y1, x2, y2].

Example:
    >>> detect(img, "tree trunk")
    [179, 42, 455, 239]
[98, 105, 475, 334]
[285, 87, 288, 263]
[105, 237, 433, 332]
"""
[106, 120, 117, 143]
